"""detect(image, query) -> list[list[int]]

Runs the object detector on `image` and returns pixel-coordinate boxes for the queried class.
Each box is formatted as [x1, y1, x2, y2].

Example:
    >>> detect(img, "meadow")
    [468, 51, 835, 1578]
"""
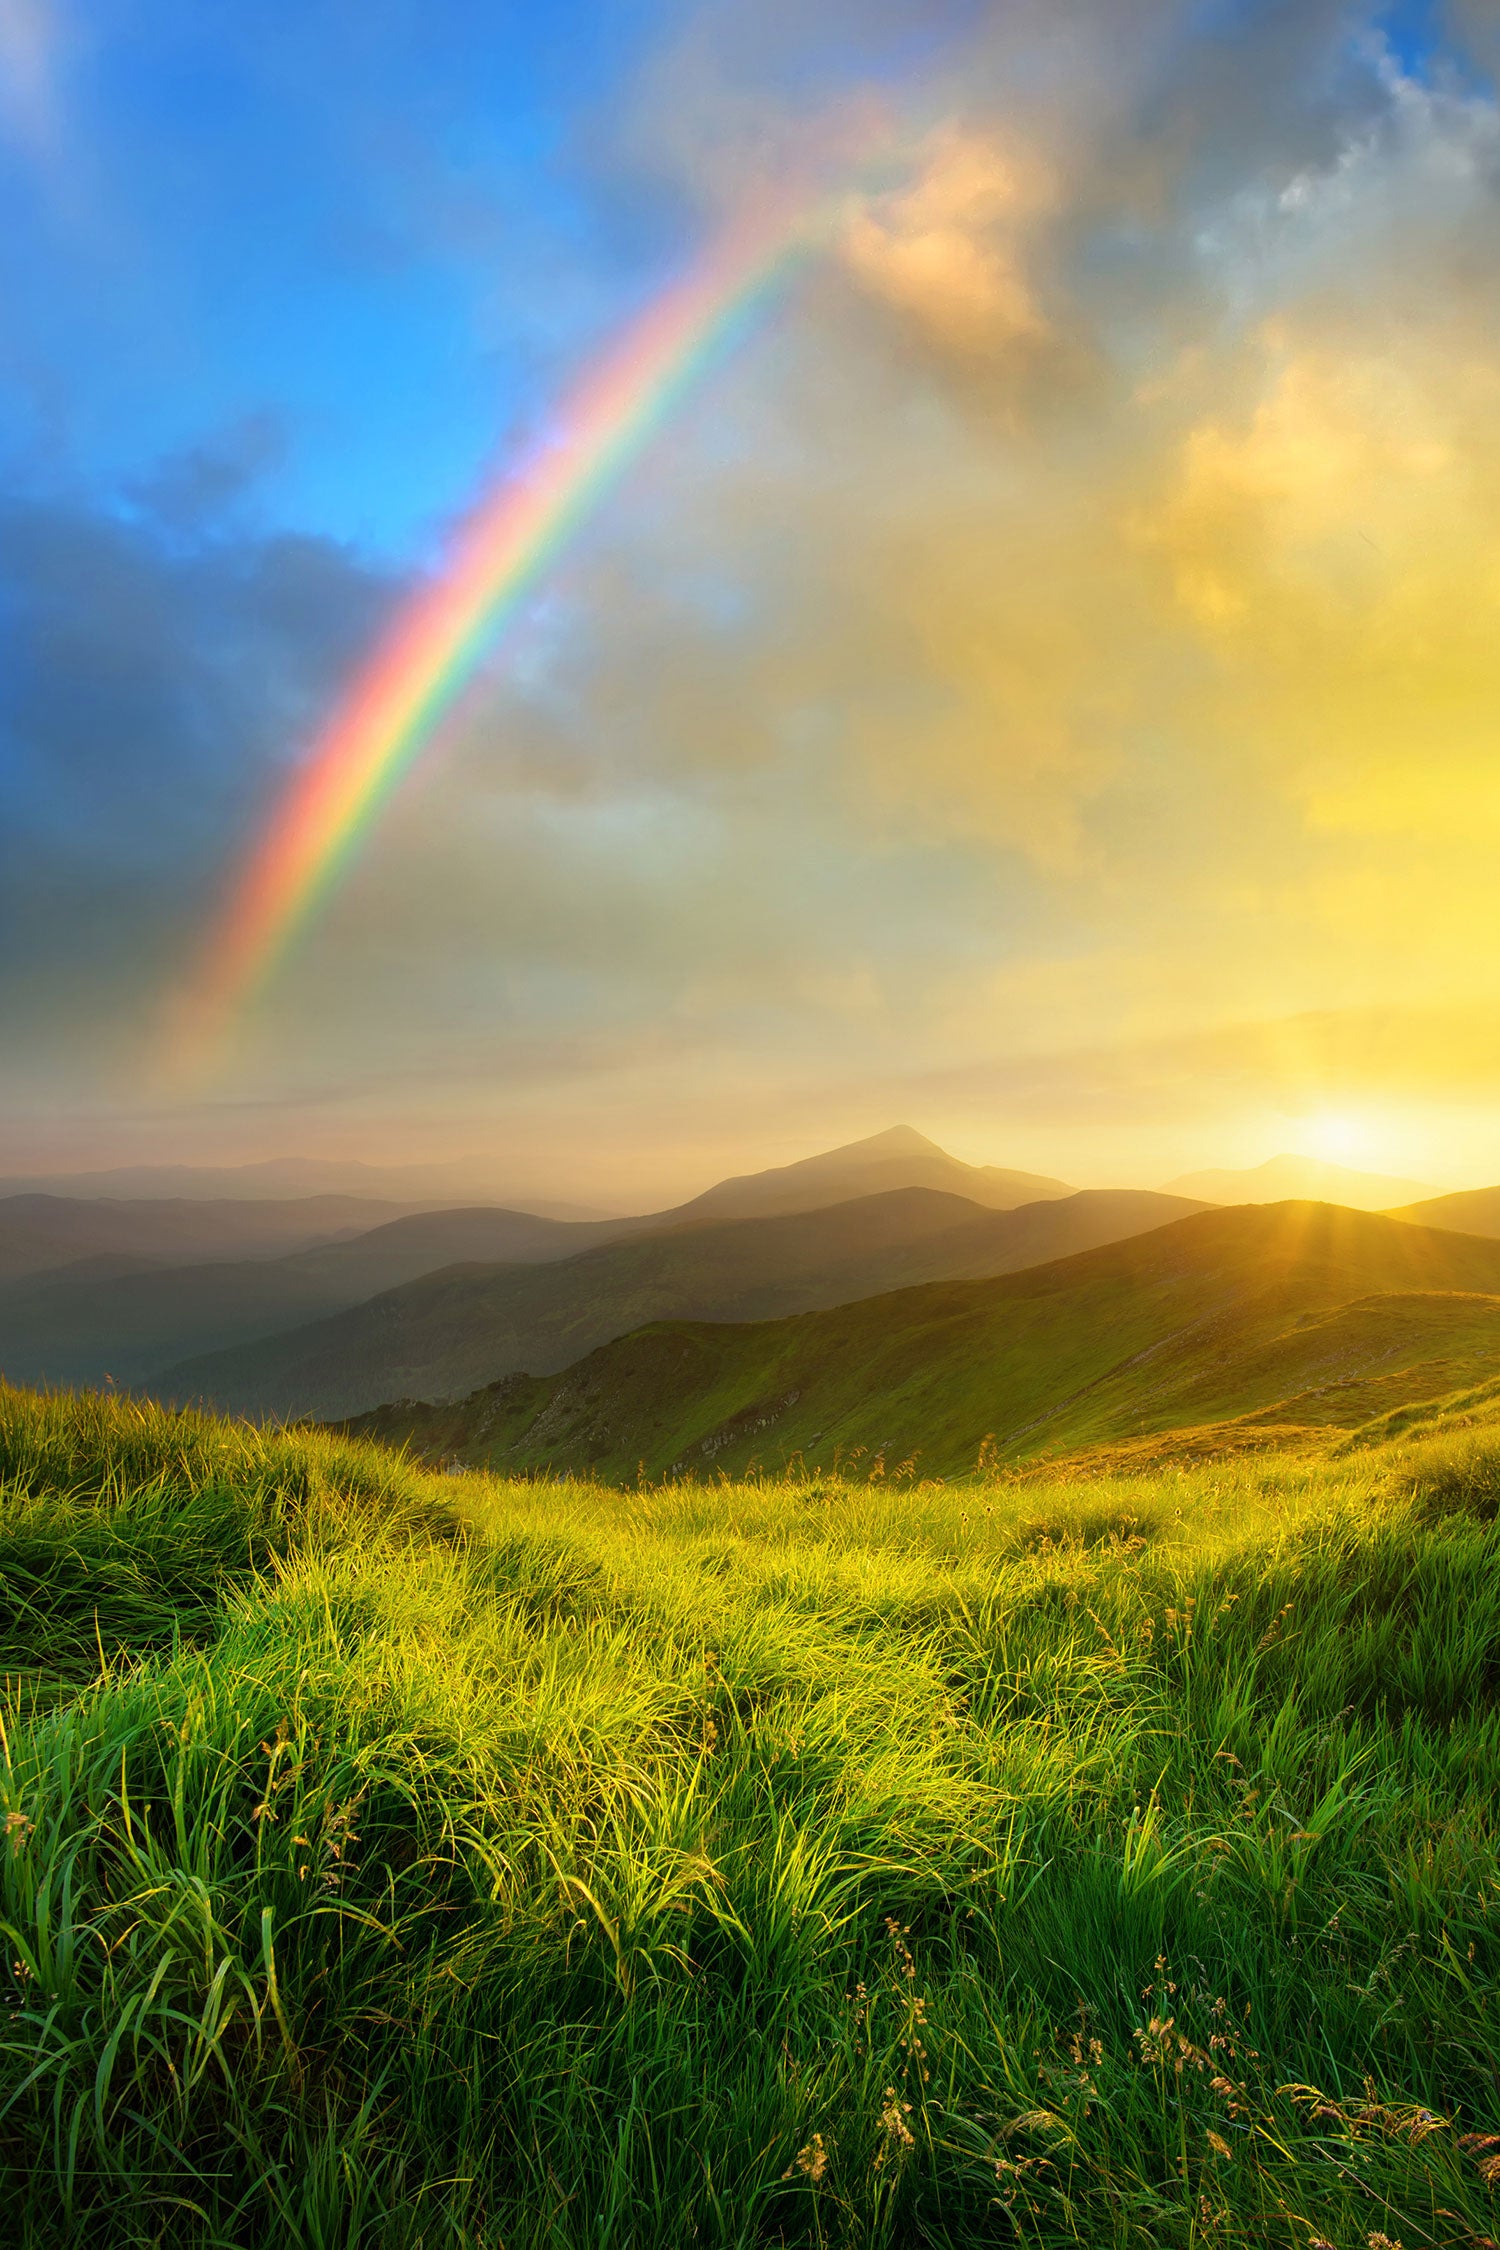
[0, 1378, 1496, 2247]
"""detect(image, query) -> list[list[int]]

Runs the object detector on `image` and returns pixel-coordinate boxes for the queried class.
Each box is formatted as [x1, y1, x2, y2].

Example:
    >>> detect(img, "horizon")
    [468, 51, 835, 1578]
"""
[5, 4, 1499, 1205]
[0, 1117, 1469, 1214]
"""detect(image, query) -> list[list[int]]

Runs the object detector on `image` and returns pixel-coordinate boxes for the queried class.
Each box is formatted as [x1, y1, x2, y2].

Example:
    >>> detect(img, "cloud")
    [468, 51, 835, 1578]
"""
[7, 3, 1500, 1195]
[840, 124, 1052, 357]
[0, 0, 60, 151]
[0, 487, 400, 1062]
[125, 414, 289, 533]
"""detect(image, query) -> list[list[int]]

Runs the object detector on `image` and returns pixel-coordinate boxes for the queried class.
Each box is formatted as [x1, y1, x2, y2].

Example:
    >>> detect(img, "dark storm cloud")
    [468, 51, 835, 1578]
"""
[125, 413, 289, 532]
[0, 481, 402, 1040]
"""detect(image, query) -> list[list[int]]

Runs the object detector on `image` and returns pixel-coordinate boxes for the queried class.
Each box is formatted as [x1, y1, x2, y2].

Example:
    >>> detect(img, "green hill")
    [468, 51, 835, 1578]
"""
[0, 1378, 1497, 2246]
[155, 1186, 1203, 1420]
[349, 1200, 1500, 1481]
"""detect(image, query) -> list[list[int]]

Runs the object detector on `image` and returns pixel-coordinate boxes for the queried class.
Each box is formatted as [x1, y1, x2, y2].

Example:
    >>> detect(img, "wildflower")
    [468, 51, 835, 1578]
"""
[879, 2088, 915, 2153]
[1206, 2130, 1232, 2160]
[782, 2132, 828, 2185]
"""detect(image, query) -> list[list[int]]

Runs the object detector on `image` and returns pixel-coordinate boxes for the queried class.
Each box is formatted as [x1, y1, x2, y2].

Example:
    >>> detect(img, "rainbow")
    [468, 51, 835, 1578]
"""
[171, 192, 825, 1062]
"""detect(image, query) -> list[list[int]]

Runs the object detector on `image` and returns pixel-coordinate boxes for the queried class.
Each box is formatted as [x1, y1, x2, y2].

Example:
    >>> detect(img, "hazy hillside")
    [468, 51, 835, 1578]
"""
[0, 1190, 429, 1285]
[1165, 1152, 1434, 1209]
[270, 1201, 637, 1288]
[349, 1200, 1500, 1481]
[0, 1255, 370, 1388]
[2, 1129, 1077, 1391]
[157, 1186, 1202, 1420]
[1390, 1182, 1500, 1237]
[0, 1201, 648, 1391]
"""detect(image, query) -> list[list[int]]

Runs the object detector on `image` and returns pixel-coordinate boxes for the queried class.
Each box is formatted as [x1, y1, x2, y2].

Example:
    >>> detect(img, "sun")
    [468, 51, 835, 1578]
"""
[1294, 1111, 1371, 1165]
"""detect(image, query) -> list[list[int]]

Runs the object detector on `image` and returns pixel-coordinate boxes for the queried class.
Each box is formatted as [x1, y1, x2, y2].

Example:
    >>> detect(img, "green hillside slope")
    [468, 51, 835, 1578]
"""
[156, 1187, 1204, 1420]
[351, 1200, 1500, 1481]
[1, 1379, 1497, 2247]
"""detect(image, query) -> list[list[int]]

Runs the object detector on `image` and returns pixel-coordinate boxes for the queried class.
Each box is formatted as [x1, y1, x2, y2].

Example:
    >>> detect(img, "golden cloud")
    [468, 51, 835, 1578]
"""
[840, 125, 1051, 356]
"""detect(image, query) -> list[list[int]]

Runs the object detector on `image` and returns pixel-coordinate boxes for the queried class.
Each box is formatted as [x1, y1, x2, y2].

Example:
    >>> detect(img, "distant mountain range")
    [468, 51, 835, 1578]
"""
[0, 1193, 435, 1286]
[156, 1184, 1200, 1421]
[0, 1124, 1061, 1217]
[1165, 1153, 1435, 1209]
[0, 1127, 1078, 1396]
[0, 1201, 628, 1390]
[346, 1201, 1500, 1483]
[0, 1156, 614, 1218]
[7, 1129, 1497, 1452]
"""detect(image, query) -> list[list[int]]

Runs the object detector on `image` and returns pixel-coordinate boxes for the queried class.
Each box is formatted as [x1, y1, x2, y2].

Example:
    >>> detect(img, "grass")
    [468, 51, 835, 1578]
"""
[0, 1379, 1497, 2245]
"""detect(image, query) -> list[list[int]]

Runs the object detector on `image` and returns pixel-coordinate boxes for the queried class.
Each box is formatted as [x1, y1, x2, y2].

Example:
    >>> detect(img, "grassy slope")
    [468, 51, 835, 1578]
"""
[154, 1188, 1204, 1421]
[351, 1200, 1500, 1483]
[0, 1379, 1498, 2247]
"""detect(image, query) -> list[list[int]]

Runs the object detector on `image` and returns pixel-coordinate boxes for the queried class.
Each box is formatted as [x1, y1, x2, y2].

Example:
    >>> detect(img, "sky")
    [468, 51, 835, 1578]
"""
[1, 0, 1498, 1207]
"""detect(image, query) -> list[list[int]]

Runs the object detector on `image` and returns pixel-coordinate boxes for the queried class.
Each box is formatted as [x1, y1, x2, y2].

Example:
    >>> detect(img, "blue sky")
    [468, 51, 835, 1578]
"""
[3, 0, 680, 551]
[0, 0, 990, 554]
[3, 1, 1499, 1200]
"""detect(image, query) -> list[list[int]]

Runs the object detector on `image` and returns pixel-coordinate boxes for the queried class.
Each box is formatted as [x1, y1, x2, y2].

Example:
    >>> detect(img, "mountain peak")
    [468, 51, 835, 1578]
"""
[838, 1124, 944, 1157]
[660, 1128, 1070, 1227]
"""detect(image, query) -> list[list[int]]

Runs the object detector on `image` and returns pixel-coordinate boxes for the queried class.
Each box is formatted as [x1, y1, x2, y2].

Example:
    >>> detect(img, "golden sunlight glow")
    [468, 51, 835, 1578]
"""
[1290, 1111, 1376, 1165]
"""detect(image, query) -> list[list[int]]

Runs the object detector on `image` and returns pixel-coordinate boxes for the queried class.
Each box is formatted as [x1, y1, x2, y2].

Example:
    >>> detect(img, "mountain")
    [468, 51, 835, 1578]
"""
[153, 1186, 1201, 1422]
[1389, 1184, 1500, 1238]
[0, 1126, 1059, 1220]
[1164, 1154, 1435, 1211]
[1, 1129, 1069, 1396]
[0, 1203, 640, 1391]
[0, 1158, 615, 1215]
[0, 1192, 431, 1287]
[343, 1201, 1500, 1483]
[667, 1125, 1069, 1223]
[271, 1204, 637, 1291]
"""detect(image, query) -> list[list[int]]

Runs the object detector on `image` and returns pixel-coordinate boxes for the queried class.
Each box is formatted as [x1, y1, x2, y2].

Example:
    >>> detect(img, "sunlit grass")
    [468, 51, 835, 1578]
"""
[0, 1378, 1496, 2245]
